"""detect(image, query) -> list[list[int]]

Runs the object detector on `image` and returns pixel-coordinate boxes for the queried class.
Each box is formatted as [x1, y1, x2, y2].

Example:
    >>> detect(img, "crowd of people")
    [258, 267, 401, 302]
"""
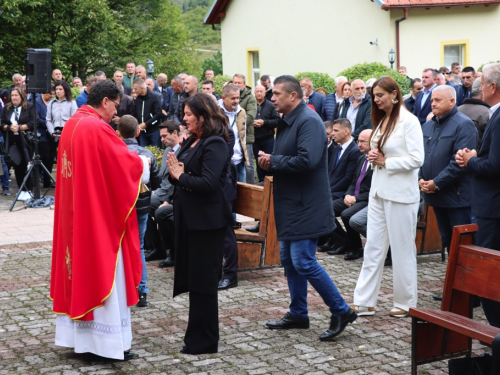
[2, 60, 500, 363]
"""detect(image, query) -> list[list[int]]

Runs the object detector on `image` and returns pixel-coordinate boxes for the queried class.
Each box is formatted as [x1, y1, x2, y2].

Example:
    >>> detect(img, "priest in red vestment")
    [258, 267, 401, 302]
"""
[50, 80, 145, 361]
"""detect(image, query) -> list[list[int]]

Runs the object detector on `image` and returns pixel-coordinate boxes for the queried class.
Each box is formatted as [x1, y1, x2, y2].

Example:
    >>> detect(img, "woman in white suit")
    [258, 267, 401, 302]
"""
[351, 76, 424, 318]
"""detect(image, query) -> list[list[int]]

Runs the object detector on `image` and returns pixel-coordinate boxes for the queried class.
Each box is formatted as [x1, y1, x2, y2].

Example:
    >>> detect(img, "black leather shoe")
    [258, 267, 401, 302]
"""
[432, 294, 442, 301]
[317, 238, 335, 252]
[319, 309, 358, 341]
[123, 351, 135, 360]
[137, 292, 147, 307]
[245, 222, 260, 233]
[344, 249, 363, 261]
[265, 312, 309, 330]
[145, 248, 166, 262]
[180, 346, 189, 354]
[159, 256, 174, 268]
[327, 245, 349, 255]
[218, 278, 238, 290]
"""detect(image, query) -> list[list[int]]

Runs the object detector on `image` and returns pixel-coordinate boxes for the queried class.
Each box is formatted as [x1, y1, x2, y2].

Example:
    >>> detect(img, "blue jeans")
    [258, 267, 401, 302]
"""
[138, 129, 161, 148]
[137, 213, 149, 294]
[235, 161, 246, 183]
[280, 238, 350, 318]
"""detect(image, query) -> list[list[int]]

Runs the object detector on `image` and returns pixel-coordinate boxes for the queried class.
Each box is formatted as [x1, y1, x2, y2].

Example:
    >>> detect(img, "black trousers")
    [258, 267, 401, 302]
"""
[185, 291, 219, 354]
[432, 206, 471, 249]
[146, 193, 174, 257]
[222, 199, 238, 280]
[38, 141, 54, 187]
[476, 217, 500, 328]
[331, 198, 368, 250]
[155, 203, 175, 259]
[7, 143, 33, 191]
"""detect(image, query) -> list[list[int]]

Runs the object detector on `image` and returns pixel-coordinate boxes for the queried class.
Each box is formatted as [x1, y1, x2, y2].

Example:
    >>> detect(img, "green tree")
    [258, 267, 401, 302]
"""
[0, 0, 200, 83]
[181, 6, 221, 46]
[201, 52, 223, 78]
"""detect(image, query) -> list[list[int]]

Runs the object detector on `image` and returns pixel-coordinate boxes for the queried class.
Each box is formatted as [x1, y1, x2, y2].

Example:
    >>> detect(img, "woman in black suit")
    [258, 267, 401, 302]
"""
[167, 93, 233, 355]
[1, 87, 36, 195]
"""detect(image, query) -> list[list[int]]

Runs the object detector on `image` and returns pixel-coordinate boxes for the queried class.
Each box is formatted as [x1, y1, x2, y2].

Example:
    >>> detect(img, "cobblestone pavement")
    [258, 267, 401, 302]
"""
[0, 174, 489, 374]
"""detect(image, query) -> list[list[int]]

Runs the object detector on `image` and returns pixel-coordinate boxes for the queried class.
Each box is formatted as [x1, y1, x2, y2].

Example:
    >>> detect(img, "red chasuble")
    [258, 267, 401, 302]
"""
[50, 105, 143, 321]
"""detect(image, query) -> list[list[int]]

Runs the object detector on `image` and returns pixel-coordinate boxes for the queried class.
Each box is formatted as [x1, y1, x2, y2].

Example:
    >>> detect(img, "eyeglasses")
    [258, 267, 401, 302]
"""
[107, 98, 120, 109]
[444, 72, 450, 75]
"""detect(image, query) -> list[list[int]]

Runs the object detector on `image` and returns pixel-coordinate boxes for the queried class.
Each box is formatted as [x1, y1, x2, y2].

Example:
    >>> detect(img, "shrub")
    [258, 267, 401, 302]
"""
[478, 61, 500, 72]
[294, 72, 336, 94]
[336, 62, 410, 96]
[145, 146, 163, 168]
[210, 74, 232, 96]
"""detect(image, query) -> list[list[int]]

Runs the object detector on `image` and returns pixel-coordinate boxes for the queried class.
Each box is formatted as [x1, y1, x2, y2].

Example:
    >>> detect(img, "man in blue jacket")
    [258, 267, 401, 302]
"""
[413, 68, 437, 124]
[419, 85, 477, 301]
[321, 76, 347, 121]
[257, 75, 357, 342]
[300, 77, 325, 119]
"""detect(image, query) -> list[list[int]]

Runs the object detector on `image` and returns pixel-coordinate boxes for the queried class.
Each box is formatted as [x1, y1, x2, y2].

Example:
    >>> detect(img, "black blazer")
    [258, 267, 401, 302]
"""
[329, 140, 362, 200]
[467, 106, 500, 218]
[344, 155, 373, 203]
[1, 103, 36, 146]
[339, 94, 373, 140]
[171, 135, 233, 230]
[413, 91, 433, 125]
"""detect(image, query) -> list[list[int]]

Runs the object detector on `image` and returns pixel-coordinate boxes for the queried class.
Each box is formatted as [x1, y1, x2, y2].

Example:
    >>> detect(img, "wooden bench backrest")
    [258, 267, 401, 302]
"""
[233, 182, 265, 220]
[442, 224, 487, 316]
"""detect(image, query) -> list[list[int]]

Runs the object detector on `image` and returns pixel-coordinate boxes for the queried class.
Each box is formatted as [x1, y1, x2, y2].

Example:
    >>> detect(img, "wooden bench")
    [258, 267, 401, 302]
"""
[409, 224, 500, 375]
[233, 176, 280, 269]
[415, 204, 444, 260]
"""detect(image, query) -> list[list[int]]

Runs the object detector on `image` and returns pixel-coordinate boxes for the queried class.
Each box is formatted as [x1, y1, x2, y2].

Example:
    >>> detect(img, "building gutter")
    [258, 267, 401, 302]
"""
[395, 7, 409, 68]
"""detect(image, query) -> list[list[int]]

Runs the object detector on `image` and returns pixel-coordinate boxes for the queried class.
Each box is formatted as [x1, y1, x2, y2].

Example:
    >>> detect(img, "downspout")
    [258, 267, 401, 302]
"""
[395, 7, 409, 68]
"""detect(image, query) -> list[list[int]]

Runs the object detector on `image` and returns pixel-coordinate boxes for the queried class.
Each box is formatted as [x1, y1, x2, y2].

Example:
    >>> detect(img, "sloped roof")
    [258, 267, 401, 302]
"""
[375, 0, 500, 9]
[204, 0, 230, 25]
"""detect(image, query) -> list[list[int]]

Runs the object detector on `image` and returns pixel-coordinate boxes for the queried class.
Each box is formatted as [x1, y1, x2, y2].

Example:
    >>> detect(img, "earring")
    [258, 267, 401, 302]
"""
[391, 98, 399, 104]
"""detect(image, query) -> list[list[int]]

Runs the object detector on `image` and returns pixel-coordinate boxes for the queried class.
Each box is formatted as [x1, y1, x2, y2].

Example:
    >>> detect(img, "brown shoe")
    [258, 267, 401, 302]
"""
[350, 304, 375, 316]
[389, 307, 408, 318]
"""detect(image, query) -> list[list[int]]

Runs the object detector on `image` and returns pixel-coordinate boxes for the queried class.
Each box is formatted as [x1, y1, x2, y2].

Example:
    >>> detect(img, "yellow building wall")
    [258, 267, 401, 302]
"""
[220, 0, 394, 86]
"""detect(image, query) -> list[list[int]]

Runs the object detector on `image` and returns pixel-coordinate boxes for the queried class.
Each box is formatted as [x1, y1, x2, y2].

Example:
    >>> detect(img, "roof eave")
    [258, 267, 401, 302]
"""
[381, 1, 499, 10]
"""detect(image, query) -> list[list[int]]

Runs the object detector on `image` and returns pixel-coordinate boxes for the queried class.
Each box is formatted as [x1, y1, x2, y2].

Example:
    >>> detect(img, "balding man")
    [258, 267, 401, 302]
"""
[156, 73, 171, 116]
[113, 71, 131, 95]
[419, 85, 477, 300]
[204, 70, 214, 80]
[133, 78, 162, 147]
[167, 77, 185, 121]
[136, 65, 159, 92]
[76, 76, 97, 108]
[300, 77, 325, 118]
[322, 76, 347, 121]
[339, 79, 373, 140]
[458, 78, 490, 142]
[9, 74, 23, 94]
[325, 129, 373, 261]
[52, 69, 63, 82]
[174, 75, 198, 125]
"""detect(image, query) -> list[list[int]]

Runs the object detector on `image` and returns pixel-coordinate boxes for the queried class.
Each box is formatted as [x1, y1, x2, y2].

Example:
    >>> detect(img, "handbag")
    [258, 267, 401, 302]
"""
[448, 355, 492, 375]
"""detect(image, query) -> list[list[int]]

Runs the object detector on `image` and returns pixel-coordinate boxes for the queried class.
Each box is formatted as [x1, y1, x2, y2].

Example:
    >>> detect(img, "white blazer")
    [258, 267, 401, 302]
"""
[369, 107, 424, 204]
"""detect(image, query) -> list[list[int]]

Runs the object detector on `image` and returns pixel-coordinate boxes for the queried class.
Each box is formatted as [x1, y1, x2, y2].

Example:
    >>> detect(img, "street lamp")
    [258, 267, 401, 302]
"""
[146, 59, 154, 76]
[388, 48, 396, 69]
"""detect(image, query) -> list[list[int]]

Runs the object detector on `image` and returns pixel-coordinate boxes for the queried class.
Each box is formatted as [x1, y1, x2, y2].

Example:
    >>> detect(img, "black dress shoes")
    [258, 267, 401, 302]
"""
[265, 312, 310, 330]
[344, 248, 363, 261]
[218, 278, 238, 290]
[123, 351, 135, 360]
[317, 238, 336, 252]
[432, 294, 443, 301]
[137, 292, 147, 307]
[319, 308, 358, 341]
[327, 245, 349, 256]
[145, 248, 166, 262]
[159, 256, 174, 268]
[245, 222, 260, 233]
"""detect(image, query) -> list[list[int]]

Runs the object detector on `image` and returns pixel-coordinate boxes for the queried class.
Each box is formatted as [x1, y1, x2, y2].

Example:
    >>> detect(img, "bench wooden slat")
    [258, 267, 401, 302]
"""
[233, 182, 264, 220]
[235, 228, 265, 242]
[410, 308, 500, 345]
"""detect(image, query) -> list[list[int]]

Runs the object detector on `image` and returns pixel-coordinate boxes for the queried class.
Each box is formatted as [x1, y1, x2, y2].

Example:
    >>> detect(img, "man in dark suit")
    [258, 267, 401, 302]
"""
[456, 63, 500, 328]
[404, 78, 422, 113]
[413, 68, 437, 125]
[327, 129, 373, 260]
[339, 79, 373, 140]
[318, 118, 362, 253]
[300, 77, 325, 118]
[145, 120, 181, 267]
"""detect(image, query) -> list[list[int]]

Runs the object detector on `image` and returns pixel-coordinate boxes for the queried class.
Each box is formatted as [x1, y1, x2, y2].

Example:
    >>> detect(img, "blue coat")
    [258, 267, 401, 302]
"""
[467, 106, 500, 218]
[413, 89, 434, 125]
[321, 93, 338, 121]
[269, 101, 335, 241]
[307, 91, 326, 119]
[329, 140, 362, 200]
[419, 107, 477, 208]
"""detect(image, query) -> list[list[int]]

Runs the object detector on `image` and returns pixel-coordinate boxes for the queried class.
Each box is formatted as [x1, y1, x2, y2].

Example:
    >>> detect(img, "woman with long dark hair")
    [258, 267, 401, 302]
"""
[351, 76, 424, 318]
[46, 80, 77, 136]
[167, 93, 233, 354]
[0, 87, 36, 199]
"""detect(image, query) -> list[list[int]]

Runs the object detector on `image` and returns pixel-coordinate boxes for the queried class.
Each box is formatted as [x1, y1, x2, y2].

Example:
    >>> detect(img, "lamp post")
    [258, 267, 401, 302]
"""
[388, 48, 396, 69]
[146, 59, 154, 76]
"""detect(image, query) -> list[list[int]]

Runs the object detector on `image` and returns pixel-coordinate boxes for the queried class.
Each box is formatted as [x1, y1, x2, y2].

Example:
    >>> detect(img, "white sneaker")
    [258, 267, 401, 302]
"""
[350, 304, 375, 316]
[17, 191, 31, 201]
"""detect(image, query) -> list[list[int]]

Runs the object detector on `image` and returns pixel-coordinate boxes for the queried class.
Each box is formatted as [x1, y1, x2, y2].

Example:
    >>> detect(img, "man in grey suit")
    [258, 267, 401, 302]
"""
[145, 120, 181, 267]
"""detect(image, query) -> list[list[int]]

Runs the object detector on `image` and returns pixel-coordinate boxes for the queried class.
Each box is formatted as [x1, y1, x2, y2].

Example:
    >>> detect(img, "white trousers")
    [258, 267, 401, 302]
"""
[353, 195, 419, 311]
[55, 251, 132, 360]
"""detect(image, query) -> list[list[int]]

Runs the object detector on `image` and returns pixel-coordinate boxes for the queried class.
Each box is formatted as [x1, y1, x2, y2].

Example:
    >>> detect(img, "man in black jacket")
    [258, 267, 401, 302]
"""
[117, 115, 161, 307]
[404, 78, 423, 113]
[253, 85, 280, 182]
[133, 78, 162, 147]
[339, 79, 373, 140]
[420, 85, 477, 301]
[326, 129, 373, 260]
[167, 77, 185, 121]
